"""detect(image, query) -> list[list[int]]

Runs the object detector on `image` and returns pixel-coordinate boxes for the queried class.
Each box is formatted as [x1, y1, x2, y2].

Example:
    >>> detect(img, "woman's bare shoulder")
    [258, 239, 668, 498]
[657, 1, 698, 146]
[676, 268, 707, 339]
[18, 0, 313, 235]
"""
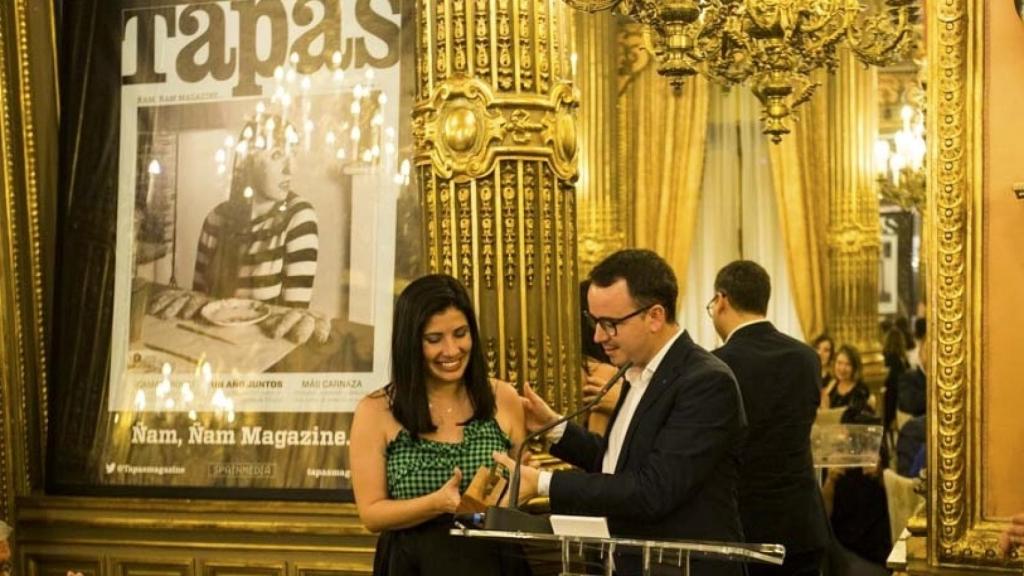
[355, 389, 392, 418]
[489, 378, 520, 402]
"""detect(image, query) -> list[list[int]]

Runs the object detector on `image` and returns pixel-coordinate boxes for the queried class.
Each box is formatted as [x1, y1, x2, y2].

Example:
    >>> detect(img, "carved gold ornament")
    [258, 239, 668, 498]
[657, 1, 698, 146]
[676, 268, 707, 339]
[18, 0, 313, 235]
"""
[566, 0, 918, 142]
[414, 76, 579, 181]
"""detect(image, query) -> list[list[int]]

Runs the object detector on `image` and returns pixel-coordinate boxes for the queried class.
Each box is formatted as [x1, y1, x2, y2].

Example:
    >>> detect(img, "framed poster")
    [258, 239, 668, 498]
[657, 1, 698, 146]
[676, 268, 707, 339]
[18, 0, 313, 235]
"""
[878, 233, 898, 315]
[49, 0, 419, 500]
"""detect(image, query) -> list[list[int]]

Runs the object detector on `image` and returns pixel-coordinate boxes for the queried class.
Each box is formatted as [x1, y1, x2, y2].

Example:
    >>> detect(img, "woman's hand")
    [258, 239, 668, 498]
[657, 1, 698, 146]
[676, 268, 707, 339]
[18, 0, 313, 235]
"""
[432, 468, 463, 514]
[582, 360, 622, 415]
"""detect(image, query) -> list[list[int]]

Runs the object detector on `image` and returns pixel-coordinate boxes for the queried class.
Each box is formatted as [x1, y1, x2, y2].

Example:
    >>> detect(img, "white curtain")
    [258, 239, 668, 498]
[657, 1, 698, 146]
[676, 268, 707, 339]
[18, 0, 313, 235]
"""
[682, 87, 804, 350]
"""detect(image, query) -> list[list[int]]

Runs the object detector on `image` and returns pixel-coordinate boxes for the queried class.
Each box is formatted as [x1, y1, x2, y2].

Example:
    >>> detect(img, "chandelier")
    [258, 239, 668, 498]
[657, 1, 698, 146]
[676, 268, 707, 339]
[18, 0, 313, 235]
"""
[212, 53, 409, 183]
[568, 0, 918, 142]
[875, 102, 925, 210]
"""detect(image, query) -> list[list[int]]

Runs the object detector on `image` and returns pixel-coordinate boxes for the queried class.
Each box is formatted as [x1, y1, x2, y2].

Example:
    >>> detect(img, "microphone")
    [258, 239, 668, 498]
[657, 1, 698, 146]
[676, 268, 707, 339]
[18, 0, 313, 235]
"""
[485, 360, 633, 533]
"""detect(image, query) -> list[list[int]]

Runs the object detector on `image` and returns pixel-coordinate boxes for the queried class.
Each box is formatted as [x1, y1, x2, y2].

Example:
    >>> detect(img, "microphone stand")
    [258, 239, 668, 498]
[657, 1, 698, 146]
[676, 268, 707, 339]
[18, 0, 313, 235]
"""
[484, 361, 633, 533]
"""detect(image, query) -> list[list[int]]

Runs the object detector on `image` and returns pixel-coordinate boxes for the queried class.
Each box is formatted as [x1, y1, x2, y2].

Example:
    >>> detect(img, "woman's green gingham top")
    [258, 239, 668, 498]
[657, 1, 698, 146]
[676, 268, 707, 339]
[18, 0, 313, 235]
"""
[386, 418, 511, 500]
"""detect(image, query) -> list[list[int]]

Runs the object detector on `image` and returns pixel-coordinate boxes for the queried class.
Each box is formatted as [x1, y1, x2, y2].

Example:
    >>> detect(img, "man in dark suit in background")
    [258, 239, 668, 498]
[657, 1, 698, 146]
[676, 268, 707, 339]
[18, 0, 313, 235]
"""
[707, 261, 830, 576]
[495, 249, 747, 576]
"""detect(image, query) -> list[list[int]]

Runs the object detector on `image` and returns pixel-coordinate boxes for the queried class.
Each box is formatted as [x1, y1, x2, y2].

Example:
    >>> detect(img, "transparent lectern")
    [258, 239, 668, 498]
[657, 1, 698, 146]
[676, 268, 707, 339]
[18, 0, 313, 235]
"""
[450, 527, 785, 576]
[811, 423, 884, 469]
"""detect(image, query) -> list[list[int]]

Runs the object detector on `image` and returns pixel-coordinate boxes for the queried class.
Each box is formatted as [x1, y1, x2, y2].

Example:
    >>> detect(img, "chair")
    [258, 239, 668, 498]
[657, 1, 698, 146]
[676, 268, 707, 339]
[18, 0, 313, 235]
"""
[882, 468, 924, 544]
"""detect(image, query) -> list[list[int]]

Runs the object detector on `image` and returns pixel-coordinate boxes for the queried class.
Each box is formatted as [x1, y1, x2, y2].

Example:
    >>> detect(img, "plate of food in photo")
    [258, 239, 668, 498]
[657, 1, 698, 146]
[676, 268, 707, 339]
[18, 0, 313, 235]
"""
[201, 298, 271, 327]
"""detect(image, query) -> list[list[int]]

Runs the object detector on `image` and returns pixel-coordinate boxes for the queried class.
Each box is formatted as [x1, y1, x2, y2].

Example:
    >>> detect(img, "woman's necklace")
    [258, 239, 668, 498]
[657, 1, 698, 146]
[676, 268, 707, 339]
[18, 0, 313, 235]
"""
[428, 388, 463, 423]
[429, 401, 455, 415]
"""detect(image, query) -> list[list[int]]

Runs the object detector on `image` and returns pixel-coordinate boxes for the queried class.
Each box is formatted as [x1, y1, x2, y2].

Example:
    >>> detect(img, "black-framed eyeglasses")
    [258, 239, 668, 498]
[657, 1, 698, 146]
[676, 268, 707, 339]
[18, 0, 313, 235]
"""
[584, 304, 654, 337]
[705, 294, 720, 318]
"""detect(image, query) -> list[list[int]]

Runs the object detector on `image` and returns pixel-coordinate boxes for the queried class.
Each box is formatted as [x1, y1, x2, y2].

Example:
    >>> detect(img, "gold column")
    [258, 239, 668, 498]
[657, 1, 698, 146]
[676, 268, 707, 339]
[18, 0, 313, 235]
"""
[574, 12, 627, 273]
[412, 0, 582, 411]
[826, 50, 883, 371]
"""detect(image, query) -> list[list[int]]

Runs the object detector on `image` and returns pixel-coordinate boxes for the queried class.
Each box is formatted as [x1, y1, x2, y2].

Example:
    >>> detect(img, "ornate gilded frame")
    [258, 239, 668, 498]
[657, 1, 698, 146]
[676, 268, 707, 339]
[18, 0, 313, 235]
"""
[0, 0, 58, 517]
[923, 0, 1017, 570]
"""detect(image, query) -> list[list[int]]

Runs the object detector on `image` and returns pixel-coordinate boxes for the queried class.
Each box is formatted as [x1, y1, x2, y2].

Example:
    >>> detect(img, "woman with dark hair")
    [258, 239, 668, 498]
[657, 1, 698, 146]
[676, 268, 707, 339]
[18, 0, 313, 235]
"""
[579, 280, 622, 435]
[812, 333, 836, 391]
[821, 344, 875, 416]
[350, 274, 529, 575]
[881, 327, 909, 432]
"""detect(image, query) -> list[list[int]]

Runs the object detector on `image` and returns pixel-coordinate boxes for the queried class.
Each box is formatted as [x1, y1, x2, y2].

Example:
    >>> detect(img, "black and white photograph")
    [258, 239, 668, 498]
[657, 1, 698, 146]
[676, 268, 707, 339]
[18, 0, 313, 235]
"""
[109, 0, 404, 417]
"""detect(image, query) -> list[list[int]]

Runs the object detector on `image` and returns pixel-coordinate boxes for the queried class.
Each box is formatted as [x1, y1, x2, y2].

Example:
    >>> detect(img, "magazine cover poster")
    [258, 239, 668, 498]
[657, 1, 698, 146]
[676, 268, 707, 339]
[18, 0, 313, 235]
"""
[101, 0, 408, 492]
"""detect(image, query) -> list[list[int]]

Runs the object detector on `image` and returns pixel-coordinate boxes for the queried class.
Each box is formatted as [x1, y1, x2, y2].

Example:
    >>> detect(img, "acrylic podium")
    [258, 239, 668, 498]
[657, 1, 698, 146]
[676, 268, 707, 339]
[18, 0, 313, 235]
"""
[811, 422, 884, 469]
[449, 526, 785, 576]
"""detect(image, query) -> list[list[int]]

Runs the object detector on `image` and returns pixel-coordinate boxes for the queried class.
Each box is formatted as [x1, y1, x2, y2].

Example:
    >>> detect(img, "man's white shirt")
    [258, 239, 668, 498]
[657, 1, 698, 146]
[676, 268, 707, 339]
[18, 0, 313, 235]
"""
[537, 327, 683, 496]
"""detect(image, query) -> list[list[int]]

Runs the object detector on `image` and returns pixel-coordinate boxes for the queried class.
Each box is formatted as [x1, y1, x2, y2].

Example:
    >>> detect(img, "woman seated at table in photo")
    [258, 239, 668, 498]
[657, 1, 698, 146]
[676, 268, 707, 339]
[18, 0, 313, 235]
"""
[350, 274, 531, 576]
[144, 117, 325, 346]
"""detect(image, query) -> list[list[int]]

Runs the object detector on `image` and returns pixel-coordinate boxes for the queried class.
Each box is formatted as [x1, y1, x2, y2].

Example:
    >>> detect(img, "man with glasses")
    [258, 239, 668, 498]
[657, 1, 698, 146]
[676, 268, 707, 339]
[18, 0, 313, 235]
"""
[494, 249, 747, 576]
[707, 260, 829, 576]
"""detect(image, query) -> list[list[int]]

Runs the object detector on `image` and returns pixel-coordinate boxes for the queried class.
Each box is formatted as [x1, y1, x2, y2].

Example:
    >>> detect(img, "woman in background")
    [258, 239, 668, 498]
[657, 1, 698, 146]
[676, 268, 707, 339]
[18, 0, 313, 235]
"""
[579, 280, 623, 435]
[821, 344, 875, 415]
[881, 327, 909, 433]
[350, 274, 530, 575]
[813, 334, 836, 392]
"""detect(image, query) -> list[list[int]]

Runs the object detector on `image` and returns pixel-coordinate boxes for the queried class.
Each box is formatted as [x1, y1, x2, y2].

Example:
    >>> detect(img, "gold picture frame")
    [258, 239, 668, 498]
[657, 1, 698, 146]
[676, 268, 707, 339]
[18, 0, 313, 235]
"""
[919, 0, 1020, 571]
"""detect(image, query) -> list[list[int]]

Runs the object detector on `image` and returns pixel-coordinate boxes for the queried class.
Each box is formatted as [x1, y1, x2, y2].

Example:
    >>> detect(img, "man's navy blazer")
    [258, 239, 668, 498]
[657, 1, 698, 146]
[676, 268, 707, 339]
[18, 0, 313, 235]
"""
[712, 322, 830, 556]
[549, 331, 747, 576]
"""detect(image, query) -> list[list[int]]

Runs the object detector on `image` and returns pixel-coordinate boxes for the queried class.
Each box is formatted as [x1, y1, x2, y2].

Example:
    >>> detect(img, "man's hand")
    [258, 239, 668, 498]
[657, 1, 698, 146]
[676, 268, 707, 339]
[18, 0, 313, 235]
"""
[998, 512, 1024, 556]
[520, 382, 560, 433]
[493, 451, 538, 505]
[433, 468, 463, 515]
[259, 309, 331, 344]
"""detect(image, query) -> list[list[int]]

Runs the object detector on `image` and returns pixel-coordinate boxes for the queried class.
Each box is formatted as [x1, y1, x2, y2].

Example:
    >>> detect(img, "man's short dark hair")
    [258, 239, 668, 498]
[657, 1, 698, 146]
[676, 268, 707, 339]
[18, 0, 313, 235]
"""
[589, 249, 678, 323]
[714, 260, 771, 315]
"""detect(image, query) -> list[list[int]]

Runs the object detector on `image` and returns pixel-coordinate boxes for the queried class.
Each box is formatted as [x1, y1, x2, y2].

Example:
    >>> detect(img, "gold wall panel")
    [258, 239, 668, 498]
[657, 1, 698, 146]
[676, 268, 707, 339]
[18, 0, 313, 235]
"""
[24, 555, 102, 576]
[294, 564, 375, 576]
[202, 562, 286, 576]
[112, 558, 195, 576]
[413, 0, 582, 410]
[14, 497, 376, 575]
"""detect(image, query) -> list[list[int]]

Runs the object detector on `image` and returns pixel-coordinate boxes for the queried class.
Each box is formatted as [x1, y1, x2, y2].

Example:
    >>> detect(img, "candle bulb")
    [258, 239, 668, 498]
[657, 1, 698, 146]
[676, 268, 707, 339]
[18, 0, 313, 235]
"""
[145, 159, 161, 206]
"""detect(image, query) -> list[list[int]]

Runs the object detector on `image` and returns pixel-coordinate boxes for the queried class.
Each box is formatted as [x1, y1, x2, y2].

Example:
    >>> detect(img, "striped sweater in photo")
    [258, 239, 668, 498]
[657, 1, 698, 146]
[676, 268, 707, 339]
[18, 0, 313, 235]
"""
[193, 192, 318, 307]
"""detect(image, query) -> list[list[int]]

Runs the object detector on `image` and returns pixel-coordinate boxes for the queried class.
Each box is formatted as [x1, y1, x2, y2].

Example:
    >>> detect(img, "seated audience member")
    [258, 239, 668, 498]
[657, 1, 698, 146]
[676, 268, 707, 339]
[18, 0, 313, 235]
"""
[905, 316, 926, 370]
[898, 319, 927, 418]
[999, 512, 1024, 557]
[824, 449, 892, 569]
[821, 344, 875, 416]
[895, 415, 926, 477]
[821, 345, 891, 570]
[881, 326, 909, 432]
[812, 334, 837, 391]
